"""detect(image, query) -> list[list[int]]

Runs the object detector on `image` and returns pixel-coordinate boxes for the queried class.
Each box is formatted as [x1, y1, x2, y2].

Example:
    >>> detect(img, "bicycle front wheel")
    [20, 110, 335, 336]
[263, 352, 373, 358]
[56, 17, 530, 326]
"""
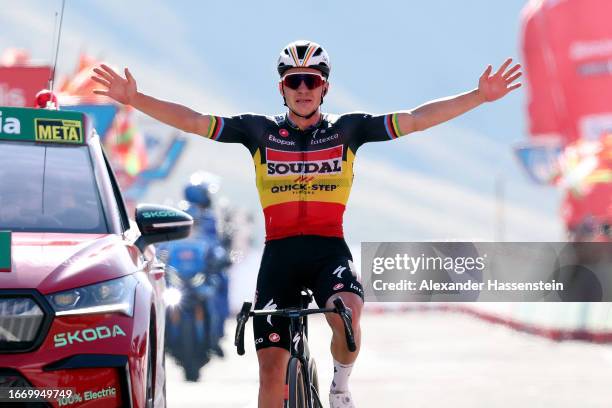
[309, 358, 323, 406]
[285, 357, 308, 408]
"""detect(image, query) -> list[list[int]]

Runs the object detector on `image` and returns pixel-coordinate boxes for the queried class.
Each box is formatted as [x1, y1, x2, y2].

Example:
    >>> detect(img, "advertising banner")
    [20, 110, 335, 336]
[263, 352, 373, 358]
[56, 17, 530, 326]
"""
[0, 67, 51, 107]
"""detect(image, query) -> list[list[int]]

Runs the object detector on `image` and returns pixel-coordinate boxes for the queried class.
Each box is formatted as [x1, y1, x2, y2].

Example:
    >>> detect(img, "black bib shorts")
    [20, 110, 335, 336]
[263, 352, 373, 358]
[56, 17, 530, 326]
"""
[252, 235, 364, 351]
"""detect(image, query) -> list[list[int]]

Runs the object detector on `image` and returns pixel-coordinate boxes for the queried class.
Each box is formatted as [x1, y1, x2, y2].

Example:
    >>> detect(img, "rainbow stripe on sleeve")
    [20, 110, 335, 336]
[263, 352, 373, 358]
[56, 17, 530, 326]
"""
[205, 116, 225, 140]
[384, 113, 402, 139]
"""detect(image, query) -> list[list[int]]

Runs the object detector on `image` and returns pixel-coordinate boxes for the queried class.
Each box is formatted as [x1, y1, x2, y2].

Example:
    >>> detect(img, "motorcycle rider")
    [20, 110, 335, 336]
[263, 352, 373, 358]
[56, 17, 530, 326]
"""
[183, 173, 231, 357]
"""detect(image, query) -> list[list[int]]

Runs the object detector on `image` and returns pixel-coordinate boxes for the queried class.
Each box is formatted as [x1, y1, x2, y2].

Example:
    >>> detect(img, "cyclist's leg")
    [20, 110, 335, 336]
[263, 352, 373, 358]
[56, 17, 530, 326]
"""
[309, 240, 364, 363]
[257, 348, 290, 408]
[253, 240, 302, 408]
[312, 251, 363, 405]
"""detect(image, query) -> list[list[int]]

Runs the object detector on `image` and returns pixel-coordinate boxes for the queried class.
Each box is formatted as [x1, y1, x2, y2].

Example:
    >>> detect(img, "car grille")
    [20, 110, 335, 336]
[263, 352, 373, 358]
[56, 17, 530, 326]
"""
[0, 370, 32, 388]
[0, 297, 45, 351]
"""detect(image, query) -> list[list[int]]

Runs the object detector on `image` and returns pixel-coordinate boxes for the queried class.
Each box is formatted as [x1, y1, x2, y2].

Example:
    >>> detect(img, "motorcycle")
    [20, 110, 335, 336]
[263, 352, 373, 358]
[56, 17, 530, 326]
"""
[161, 237, 226, 381]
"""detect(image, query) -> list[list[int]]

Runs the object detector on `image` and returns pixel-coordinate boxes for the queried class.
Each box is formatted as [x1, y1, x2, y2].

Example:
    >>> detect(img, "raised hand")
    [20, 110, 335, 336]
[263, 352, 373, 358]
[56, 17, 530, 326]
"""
[91, 64, 137, 105]
[478, 58, 522, 102]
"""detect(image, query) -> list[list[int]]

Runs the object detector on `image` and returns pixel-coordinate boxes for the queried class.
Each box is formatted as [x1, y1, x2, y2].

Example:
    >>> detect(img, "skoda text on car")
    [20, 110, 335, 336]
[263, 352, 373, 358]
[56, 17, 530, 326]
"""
[0, 106, 192, 407]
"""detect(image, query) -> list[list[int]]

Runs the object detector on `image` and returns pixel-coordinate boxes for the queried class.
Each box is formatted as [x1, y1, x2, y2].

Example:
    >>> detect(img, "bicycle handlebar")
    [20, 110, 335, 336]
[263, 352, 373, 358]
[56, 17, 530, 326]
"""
[234, 297, 357, 355]
[235, 301, 252, 356]
[332, 298, 357, 352]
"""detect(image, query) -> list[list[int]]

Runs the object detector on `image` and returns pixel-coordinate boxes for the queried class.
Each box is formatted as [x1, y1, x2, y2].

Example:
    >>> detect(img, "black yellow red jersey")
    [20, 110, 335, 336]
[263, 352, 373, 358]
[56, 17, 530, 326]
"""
[203, 112, 405, 241]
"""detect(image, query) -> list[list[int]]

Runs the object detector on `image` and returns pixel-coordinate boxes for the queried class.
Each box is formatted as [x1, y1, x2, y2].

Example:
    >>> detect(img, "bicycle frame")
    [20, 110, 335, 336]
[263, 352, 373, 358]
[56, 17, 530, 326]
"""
[287, 311, 323, 407]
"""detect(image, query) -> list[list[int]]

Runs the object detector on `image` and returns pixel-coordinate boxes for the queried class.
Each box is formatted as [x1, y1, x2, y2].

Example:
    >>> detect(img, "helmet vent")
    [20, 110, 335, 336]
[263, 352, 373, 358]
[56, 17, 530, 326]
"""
[295, 45, 308, 60]
[313, 48, 323, 57]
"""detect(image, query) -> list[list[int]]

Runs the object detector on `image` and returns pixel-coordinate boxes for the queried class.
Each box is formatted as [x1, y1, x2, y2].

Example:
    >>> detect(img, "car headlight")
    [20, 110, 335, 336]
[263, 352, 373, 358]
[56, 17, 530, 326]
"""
[163, 287, 182, 307]
[46, 275, 138, 317]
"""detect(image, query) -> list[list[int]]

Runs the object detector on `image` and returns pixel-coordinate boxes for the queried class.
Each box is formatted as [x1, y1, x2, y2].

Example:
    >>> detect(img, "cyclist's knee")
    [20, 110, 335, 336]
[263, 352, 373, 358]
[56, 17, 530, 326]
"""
[257, 347, 289, 386]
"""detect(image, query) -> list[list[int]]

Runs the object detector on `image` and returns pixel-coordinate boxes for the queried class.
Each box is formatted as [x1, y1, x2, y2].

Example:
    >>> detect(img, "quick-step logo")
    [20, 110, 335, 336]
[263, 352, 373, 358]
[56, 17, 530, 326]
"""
[266, 145, 343, 176]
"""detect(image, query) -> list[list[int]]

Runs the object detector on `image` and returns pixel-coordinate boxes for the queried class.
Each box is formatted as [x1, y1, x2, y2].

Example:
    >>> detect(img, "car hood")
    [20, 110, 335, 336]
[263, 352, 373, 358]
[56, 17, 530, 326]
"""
[0, 233, 142, 294]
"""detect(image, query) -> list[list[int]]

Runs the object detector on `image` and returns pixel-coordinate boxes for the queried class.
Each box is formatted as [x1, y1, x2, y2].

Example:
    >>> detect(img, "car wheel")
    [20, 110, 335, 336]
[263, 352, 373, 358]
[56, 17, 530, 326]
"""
[181, 321, 200, 382]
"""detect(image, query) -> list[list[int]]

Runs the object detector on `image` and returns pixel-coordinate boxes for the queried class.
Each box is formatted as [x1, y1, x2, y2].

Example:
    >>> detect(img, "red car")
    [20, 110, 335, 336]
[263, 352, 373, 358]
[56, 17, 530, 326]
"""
[0, 106, 192, 407]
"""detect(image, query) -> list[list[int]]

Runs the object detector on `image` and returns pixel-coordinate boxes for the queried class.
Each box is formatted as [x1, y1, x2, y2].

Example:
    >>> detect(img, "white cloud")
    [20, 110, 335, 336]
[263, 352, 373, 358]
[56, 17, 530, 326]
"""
[345, 155, 562, 244]
[325, 82, 376, 113]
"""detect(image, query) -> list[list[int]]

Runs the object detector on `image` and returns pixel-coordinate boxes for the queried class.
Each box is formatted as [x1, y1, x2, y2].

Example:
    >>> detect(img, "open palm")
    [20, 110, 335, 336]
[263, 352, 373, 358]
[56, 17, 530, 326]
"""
[91, 64, 137, 105]
[478, 58, 522, 102]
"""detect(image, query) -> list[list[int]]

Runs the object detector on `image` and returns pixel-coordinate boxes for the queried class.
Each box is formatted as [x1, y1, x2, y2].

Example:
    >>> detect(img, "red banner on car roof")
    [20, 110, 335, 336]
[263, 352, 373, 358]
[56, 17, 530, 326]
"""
[0, 66, 52, 107]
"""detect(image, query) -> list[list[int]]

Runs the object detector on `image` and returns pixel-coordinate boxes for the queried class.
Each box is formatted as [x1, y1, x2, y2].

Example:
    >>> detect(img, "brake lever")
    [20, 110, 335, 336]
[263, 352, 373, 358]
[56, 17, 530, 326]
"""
[332, 298, 357, 352]
[235, 302, 252, 356]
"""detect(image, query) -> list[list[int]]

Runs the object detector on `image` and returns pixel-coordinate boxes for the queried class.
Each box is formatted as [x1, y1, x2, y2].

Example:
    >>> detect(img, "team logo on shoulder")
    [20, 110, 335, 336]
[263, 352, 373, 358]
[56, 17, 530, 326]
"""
[269, 333, 281, 343]
[269, 134, 295, 146]
[333, 283, 344, 291]
[279, 129, 289, 137]
[311, 133, 339, 145]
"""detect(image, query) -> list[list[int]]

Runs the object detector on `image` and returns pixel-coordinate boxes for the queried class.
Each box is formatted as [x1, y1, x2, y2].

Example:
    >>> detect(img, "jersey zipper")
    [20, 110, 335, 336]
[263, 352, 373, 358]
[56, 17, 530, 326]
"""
[298, 130, 306, 233]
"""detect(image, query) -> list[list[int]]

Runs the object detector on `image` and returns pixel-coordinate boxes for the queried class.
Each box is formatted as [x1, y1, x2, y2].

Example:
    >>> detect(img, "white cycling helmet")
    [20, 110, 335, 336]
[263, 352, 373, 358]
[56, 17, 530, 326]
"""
[277, 40, 331, 78]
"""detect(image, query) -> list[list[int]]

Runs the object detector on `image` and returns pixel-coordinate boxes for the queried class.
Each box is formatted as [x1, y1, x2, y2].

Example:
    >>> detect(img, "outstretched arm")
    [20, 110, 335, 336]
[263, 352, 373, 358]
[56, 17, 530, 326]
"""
[91, 64, 210, 136]
[395, 58, 522, 135]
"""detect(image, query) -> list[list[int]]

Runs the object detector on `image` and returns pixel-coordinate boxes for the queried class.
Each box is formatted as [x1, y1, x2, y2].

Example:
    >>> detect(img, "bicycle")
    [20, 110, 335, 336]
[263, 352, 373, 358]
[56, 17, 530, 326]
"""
[234, 289, 357, 408]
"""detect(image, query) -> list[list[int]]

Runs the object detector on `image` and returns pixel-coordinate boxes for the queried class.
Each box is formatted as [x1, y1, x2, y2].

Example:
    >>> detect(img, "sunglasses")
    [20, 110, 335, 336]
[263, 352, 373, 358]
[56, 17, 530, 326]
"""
[281, 73, 326, 90]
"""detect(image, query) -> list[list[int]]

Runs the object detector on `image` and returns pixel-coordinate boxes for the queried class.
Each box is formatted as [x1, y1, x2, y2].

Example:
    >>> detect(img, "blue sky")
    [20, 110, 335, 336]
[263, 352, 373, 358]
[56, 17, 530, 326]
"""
[2, 0, 563, 245]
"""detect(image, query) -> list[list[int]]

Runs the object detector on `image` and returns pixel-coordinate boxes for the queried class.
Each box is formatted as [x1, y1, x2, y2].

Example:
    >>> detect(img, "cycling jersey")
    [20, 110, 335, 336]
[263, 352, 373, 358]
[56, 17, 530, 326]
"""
[203, 112, 405, 240]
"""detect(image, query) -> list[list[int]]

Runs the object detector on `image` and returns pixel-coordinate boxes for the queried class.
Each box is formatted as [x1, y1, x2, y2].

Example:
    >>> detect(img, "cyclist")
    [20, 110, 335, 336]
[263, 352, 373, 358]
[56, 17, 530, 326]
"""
[91, 40, 521, 408]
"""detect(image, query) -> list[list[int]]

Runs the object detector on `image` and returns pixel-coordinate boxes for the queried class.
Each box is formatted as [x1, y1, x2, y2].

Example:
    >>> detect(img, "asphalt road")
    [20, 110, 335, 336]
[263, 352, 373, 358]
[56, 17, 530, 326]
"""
[166, 311, 612, 407]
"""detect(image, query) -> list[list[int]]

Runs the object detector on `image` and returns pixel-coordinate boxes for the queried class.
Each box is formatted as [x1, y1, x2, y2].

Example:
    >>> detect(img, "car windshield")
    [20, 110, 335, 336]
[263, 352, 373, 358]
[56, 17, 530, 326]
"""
[0, 142, 108, 233]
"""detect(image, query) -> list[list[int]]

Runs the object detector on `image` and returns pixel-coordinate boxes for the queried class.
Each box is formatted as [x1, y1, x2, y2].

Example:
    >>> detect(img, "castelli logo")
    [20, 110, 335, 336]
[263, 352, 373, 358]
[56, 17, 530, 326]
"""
[279, 129, 289, 137]
[333, 283, 344, 291]
[269, 333, 281, 343]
